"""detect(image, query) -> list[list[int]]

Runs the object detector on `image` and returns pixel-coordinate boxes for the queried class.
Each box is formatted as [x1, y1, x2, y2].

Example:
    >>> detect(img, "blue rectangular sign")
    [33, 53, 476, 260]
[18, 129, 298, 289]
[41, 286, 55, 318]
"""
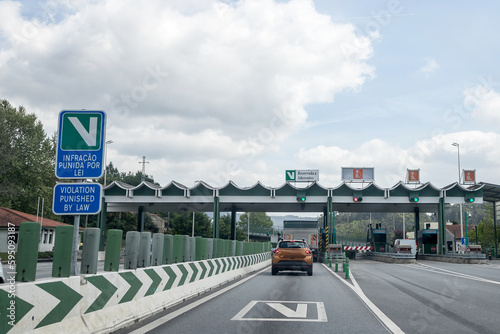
[55, 110, 106, 179]
[53, 183, 102, 215]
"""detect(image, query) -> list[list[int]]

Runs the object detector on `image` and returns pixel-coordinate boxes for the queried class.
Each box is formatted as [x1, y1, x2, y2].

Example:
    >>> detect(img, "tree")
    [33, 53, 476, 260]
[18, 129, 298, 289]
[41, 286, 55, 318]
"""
[0, 100, 56, 218]
[238, 212, 273, 240]
[475, 203, 498, 250]
[159, 212, 212, 237]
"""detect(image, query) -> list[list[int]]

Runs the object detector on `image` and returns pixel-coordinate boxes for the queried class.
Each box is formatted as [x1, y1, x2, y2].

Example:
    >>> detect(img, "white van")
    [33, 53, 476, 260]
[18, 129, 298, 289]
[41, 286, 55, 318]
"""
[393, 239, 417, 256]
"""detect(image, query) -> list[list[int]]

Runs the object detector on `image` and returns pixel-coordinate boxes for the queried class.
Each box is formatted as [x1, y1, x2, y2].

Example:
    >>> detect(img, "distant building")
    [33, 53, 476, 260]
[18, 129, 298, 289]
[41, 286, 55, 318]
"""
[0, 207, 74, 252]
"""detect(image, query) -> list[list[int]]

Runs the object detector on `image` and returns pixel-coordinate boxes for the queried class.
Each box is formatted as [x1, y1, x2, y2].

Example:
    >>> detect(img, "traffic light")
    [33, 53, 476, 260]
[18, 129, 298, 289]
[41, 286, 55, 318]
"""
[353, 191, 363, 202]
[409, 192, 419, 203]
[465, 193, 475, 203]
[296, 191, 306, 202]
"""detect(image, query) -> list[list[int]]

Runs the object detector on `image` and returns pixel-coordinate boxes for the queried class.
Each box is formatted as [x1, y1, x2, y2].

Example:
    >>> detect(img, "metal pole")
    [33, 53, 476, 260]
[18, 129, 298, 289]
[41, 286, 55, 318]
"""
[494, 202, 498, 258]
[247, 213, 250, 242]
[464, 211, 468, 247]
[192, 212, 195, 237]
[71, 180, 83, 276]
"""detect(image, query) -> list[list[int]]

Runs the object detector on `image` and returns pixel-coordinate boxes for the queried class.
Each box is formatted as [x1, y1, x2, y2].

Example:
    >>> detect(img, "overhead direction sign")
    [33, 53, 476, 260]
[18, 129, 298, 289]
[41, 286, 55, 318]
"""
[342, 167, 374, 183]
[55, 110, 106, 179]
[286, 170, 319, 182]
[53, 183, 102, 215]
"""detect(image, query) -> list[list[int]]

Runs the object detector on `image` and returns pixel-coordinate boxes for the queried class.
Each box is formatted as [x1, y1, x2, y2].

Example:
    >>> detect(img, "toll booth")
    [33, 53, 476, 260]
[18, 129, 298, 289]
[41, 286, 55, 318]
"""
[367, 224, 387, 252]
[421, 229, 438, 255]
[467, 245, 482, 254]
[328, 244, 343, 258]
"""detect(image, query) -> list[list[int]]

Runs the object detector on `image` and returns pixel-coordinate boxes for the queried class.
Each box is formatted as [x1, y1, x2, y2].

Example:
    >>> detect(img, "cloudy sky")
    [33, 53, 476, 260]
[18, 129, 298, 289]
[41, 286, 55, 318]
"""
[1, 0, 500, 190]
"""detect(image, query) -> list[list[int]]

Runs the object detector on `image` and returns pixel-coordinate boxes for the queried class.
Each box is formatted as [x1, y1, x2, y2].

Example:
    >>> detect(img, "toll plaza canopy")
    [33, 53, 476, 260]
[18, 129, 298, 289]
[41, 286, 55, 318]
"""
[102, 180, 493, 214]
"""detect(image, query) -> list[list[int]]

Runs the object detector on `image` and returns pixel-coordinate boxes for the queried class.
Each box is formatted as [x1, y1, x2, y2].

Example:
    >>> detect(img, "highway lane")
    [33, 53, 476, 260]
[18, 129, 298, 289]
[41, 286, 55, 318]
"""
[352, 260, 500, 334]
[119, 263, 396, 334]
[117, 260, 500, 334]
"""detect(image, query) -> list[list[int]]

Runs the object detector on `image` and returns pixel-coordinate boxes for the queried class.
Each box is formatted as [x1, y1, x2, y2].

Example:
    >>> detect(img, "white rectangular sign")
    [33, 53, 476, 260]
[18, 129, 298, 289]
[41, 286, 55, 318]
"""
[286, 170, 319, 182]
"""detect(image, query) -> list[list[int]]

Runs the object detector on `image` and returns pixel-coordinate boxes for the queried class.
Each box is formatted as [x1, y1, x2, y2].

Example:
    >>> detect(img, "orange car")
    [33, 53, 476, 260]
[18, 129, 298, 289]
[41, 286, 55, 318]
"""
[272, 239, 313, 276]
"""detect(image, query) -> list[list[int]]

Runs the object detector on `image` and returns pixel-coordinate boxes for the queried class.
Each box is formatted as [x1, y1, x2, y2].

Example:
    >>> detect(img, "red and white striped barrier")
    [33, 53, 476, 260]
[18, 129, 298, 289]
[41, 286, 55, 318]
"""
[344, 246, 373, 251]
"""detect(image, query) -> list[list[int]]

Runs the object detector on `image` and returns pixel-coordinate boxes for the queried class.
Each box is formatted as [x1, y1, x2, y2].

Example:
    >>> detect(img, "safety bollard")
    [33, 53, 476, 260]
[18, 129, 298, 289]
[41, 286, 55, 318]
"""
[335, 257, 338, 272]
[329, 254, 332, 267]
[345, 258, 350, 279]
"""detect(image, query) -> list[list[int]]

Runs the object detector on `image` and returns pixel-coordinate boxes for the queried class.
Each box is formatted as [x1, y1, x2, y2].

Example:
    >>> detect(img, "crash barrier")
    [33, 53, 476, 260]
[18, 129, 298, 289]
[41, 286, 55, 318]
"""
[367, 251, 416, 264]
[10, 222, 271, 281]
[0, 252, 271, 334]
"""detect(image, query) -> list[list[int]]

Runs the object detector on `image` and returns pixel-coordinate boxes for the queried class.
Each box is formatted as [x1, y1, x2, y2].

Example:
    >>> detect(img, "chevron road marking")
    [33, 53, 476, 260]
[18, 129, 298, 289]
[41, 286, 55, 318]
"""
[119, 271, 143, 303]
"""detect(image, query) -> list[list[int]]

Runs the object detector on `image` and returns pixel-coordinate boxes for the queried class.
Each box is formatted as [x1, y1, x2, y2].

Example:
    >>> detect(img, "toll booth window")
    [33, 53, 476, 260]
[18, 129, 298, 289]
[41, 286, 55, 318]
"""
[373, 234, 386, 243]
[423, 234, 437, 244]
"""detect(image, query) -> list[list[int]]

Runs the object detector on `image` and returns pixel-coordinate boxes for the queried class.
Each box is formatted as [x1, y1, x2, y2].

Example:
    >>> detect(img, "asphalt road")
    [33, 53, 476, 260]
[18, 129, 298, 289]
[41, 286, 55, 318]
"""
[116, 260, 500, 334]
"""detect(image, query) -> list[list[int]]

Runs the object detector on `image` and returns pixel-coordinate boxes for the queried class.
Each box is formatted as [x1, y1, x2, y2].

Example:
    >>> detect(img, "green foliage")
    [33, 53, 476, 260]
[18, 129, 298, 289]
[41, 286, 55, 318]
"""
[473, 203, 498, 249]
[158, 211, 213, 237]
[0, 99, 56, 219]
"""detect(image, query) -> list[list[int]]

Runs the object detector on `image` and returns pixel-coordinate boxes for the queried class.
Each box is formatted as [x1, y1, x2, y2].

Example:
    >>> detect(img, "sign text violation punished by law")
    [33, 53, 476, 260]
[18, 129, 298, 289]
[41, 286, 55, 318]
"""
[53, 183, 102, 215]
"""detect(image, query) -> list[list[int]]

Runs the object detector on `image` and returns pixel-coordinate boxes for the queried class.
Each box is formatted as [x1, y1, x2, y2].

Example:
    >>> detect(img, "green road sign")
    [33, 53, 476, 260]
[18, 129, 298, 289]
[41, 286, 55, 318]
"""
[286, 170, 296, 181]
[55, 110, 106, 179]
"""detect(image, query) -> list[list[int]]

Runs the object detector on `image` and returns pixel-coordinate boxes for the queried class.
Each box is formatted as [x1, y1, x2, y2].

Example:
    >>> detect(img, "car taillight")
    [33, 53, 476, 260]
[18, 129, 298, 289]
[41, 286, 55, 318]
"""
[273, 249, 280, 254]
[305, 249, 312, 254]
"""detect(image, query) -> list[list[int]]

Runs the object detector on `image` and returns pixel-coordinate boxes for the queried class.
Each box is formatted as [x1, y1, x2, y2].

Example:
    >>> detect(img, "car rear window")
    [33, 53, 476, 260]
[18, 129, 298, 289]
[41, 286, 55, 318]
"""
[279, 241, 307, 248]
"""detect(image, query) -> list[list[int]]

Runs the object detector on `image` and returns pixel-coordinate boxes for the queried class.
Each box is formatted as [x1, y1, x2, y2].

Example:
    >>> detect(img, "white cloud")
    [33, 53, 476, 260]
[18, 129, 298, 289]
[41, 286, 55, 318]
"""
[465, 85, 500, 123]
[294, 131, 500, 188]
[419, 57, 439, 76]
[0, 0, 375, 185]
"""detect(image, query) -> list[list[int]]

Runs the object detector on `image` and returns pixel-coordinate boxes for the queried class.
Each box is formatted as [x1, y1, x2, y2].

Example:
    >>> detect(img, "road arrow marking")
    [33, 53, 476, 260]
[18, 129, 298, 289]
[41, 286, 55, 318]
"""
[267, 303, 307, 318]
[232, 301, 327, 322]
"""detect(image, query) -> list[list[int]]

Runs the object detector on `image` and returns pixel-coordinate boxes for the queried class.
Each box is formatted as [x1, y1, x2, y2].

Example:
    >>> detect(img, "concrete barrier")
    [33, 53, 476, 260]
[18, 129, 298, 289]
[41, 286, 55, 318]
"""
[1, 252, 271, 334]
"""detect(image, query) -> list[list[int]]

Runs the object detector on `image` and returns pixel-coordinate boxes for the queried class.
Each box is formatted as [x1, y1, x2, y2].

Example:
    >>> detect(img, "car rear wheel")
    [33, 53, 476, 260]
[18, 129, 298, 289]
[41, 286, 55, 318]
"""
[272, 267, 278, 275]
[307, 267, 313, 276]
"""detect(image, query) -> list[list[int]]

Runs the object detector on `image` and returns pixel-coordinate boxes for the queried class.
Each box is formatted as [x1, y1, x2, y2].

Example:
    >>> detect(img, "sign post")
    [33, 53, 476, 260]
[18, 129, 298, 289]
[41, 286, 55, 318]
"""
[54, 110, 106, 276]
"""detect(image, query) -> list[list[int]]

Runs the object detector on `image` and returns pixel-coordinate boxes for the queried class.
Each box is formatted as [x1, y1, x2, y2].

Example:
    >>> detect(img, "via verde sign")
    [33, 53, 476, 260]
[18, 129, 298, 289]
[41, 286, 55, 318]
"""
[55, 110, 106, 179]
[286, 170, 319, 182]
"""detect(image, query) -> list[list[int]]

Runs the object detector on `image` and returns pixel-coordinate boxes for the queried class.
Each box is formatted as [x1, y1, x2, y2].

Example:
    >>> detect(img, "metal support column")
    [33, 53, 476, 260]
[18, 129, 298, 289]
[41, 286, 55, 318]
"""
[137, 206, 144, 232]
[213, 196, 220, 239]
[231, 206, 236, 240]
[414, 206, 420, 249]
[98, 199, 107, 251]
[494, 201, 498, 258]
[327, 196, 335, 244]
[438, 198, 446, 255]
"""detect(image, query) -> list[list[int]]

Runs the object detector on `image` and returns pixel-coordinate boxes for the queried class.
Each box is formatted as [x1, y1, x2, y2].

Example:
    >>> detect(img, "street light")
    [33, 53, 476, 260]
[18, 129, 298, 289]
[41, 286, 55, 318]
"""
[452, 142, 464, 247]
[452, 142, 461, 183]
[104, 140, 113, 186]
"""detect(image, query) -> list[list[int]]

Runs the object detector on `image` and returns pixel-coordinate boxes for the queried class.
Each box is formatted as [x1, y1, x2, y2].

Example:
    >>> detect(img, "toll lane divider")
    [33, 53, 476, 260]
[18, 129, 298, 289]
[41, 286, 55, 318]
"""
[0, 252, 270, 334]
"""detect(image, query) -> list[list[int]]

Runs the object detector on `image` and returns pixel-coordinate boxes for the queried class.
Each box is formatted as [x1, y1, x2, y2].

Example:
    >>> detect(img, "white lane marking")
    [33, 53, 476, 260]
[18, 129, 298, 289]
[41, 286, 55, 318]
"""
[231, 301, 327, 322]
[399, 263, 500, 285]
[128, 267, 269, 334]
[322, 264, 404, 334]
[266, 302, 307, 318]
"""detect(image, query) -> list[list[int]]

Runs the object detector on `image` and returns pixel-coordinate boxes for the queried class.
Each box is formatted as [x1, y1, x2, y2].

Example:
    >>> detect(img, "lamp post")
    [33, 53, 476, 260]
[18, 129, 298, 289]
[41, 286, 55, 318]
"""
[452, 142, 464, 247]
[104, 140, 113, 186]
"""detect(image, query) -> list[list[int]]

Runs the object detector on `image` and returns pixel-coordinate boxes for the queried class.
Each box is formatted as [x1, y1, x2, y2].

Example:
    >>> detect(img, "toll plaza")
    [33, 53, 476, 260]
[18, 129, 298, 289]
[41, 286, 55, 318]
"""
[96, 178, 500, 263]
